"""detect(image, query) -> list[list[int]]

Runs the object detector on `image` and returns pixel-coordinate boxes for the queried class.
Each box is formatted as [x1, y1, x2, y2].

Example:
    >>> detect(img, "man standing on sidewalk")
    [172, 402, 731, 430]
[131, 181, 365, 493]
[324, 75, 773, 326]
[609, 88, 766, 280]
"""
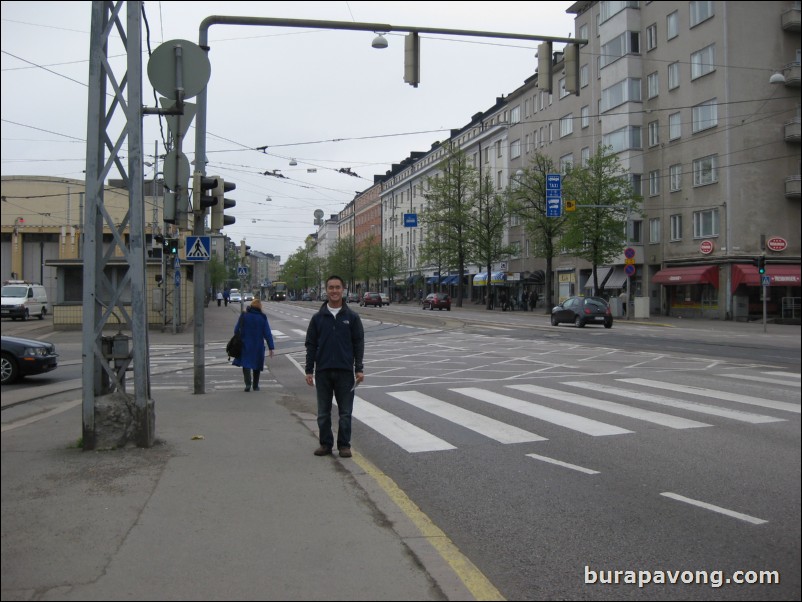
[304, 275, 365, 458]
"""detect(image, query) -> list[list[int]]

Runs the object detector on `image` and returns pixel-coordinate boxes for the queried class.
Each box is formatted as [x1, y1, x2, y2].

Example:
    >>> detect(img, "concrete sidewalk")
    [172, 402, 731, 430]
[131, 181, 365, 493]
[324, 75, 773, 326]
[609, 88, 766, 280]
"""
[1, 306, 482, 601]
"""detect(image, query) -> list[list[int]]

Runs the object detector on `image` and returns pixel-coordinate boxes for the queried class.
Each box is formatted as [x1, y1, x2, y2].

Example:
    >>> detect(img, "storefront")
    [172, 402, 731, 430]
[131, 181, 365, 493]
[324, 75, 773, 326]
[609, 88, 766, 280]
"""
[652, 265, 720, 319]
[730, 263, 801, 322]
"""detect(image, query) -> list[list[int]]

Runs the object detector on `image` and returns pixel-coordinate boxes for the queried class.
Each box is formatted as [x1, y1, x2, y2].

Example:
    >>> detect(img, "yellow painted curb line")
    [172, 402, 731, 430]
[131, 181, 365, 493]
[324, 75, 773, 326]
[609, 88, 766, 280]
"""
[353, 452, 506, 601]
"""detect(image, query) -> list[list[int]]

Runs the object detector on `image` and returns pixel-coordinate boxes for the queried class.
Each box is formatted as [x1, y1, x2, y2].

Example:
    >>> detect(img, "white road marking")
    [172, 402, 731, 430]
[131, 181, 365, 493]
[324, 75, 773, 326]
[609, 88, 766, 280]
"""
[355, 398, 456, 453]
[661, 492, 767, 525]
[526, 453, 600, 475]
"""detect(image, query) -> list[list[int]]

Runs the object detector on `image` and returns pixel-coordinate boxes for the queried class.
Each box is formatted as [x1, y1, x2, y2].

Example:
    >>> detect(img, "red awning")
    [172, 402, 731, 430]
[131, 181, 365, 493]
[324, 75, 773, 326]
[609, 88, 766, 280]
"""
[731, 264, 801, 291]
[652, 265, 719, 287]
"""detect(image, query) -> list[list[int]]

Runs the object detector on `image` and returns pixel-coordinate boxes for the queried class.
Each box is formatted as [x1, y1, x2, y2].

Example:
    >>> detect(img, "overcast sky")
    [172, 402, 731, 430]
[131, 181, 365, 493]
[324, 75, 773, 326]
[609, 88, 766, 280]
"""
[1, 1, 576, 260]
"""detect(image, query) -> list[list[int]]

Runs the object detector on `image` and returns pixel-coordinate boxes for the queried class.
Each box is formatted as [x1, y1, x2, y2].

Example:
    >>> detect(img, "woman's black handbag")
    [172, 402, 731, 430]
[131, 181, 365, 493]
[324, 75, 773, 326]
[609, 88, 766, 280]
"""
[226, 316, 243, 359]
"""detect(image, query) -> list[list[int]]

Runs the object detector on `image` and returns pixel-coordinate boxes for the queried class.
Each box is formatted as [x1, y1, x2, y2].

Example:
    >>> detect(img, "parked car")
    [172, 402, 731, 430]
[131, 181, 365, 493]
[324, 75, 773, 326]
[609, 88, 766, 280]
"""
[361, 292, 382, 307]
[1, 280, 48, 321]
[301, 293, 313, 301]
[1, 335, 59, 384]
[243, 292, 254, 301]
[551, 296, 613, 328]
[379, 293, 390, 306]
[347, 293, 360, 304]
[422, 292, 451, 311]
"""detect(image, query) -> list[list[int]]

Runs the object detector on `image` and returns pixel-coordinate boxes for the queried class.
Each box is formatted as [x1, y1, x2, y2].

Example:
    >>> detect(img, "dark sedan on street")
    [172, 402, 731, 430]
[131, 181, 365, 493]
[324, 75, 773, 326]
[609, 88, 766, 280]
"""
[361, 292, 383, 307]
[551, 296, 613, 328]
[1, 335, 59, 384]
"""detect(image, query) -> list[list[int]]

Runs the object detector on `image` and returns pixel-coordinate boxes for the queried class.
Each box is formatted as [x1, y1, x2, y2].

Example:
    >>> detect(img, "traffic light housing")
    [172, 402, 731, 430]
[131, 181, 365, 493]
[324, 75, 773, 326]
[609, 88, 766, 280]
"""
[537, 42, 553, 93]
[757, 255, 766, 275]
[404, 33, 420, 88]
[193, 172, 219, 215]
[564, 43, 580, 95]
[163, 237, 178, 255]
[211, 178, 237, 231]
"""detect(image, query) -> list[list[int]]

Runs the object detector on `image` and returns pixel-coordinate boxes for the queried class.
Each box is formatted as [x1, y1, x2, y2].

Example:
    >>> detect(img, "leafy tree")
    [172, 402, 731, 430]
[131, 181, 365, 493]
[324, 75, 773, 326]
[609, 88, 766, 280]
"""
[328, 235, 358, 292]
[507, 152, 567, 311]
[281, 243, 320, 295]
[421, 146, 477, 307]
[208, 255, 228, 293]
[468, 173, 516, 310]
[379, 241, 406, 299]
[562, 145, 641, 297]
[418, 213, 459, 289]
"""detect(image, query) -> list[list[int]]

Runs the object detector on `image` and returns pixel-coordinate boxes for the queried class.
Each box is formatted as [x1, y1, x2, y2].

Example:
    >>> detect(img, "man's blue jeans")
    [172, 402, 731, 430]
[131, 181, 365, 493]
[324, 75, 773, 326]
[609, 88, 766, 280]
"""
[315, 369, 355, 449]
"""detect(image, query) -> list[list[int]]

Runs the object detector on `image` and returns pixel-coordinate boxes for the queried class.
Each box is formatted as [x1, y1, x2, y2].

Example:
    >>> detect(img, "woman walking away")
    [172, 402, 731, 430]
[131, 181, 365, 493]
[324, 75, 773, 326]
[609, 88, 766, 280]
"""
[233, 299, 275, 392]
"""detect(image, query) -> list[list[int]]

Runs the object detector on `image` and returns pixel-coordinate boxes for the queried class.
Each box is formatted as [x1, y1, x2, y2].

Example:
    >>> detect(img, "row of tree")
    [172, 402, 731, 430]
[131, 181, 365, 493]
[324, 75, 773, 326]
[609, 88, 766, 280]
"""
[280, 145, 641, 310]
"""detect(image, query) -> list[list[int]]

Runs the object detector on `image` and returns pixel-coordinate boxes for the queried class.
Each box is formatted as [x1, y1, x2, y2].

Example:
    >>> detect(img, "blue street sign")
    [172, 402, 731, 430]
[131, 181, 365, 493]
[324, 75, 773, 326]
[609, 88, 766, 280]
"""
[761, 275, 771, 287]
[174, 270, 180, 287]
[546, 173, 562, 218]
[403, 213, 418, 227]
[237, 266, 249, 277]
[185, 236, 211, 261]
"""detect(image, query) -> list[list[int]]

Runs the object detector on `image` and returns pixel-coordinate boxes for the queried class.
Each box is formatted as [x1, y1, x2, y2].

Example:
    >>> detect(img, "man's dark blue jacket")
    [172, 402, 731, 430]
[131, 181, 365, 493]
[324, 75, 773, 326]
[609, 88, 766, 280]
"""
[305, 302, 365, 375]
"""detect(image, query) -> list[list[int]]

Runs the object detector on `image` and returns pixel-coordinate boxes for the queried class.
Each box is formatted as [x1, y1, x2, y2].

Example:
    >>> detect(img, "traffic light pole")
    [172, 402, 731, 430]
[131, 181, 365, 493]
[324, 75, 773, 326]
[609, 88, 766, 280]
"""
[192, 16, 582, 394]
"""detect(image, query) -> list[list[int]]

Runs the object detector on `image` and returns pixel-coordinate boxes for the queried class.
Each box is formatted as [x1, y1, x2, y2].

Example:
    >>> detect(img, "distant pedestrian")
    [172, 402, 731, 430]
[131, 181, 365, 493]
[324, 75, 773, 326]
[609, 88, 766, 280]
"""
[499, 291, 508, 311]
[223, 289, 230, 307]
[305, 275, 365, 458]
[216, 291, 223, 307]
[233, 299, 275, 392]
[619, 290, 628, 316]
[530, 290, 539, 311]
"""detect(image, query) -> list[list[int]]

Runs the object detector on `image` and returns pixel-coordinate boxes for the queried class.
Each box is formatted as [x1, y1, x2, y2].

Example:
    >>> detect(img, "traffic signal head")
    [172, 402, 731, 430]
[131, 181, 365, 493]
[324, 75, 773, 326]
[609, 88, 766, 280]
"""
[193, 173, 219, 215]
[537, 42, 553, 93]
[564, 43, 580, 95]
[404, 32, 420, 88]
[211, 178, 237, 231]
[757, 255, 766, 274]
[163, 237, 178, 255]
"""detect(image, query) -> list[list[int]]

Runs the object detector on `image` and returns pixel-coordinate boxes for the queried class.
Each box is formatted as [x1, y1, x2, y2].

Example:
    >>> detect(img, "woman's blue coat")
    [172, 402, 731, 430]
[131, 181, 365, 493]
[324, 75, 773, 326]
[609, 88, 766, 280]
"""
[232, 306, 275, 371]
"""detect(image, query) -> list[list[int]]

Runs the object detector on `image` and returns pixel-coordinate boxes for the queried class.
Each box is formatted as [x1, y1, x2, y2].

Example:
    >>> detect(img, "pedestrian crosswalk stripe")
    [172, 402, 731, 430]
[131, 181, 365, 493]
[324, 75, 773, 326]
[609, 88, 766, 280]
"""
[564, 381, 785, 424]
[355, 397, 456, 453]
[292, 329, 307, 337]
[619, 378, 800, 414]
[526, 453, 600, 475]
[766, 372, 801, 379]
[720, 374, 800, 387]
[452, 388, 632, 437]
[508, 384, 711, 429]
[660, 492, 768, 525]
[388, 391, 547, 444]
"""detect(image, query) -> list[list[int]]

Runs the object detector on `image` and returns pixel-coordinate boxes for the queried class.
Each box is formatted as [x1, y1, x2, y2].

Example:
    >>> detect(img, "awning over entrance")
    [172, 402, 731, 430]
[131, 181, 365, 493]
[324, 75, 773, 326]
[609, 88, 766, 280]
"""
[491, 271, 507, 284]
[426, 276, 441, 284]
[473, 273, 488, 286]
[521, 270, 545, 285]
[584, 267, 611, 289]
[442, 275, 458, 285]
[605, 267, 628, 289]
[652, 265, 719, 288]
[731, 264, 801, 291]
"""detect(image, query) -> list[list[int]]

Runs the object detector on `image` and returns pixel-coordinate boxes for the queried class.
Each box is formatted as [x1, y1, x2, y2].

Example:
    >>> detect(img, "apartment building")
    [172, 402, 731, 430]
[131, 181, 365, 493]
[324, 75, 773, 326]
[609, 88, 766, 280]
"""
[379, 0, 800, 320]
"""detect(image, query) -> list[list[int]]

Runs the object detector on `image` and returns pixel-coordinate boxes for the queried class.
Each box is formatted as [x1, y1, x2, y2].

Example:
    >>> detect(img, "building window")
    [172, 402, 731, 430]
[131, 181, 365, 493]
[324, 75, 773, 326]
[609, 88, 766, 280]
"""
[600, 31, 640, 68]
[559, 77, 569, 99]
[603, 126, 642, 153]
[649, 218, 661, 243]
[581, 105, 590, 128]
[693, 208, 719, 237]
[669, 164, 682, 191]
[692, 98, 718, 132]
[560, 154, 574, 174]
[670, 214, 682, 241]
[560, 114, 574, 137]
[693, 154, 718, 186]
[600, 1, 638, 24]
[669, 112, 681, 140]
[510, 105, 521, 124]
[691, 44, 716, 79]
[690, 1, 714, 27]
[646, 24, 657, 51]
[630, 174, 642, 197]
[581, 146, 591, 166]
[648, 121, 660, 147]
[580, 64, 589, 88]
[579, 23, 589, 44]
[668, 62, 680, 89]
[649, 170, 661, 196]
[601, 78, 642, 112]
[496, 140, 502, 158]
[629, 219, 643, 244]
[511, 139, 521, 159]
[647, 72, 659, 98]
[667, 11, 679, 40]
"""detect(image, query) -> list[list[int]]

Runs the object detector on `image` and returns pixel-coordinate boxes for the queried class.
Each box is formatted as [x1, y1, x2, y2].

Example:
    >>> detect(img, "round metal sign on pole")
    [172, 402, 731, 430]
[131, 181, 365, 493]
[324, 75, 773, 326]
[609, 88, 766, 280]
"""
[147, 39, 211, 100]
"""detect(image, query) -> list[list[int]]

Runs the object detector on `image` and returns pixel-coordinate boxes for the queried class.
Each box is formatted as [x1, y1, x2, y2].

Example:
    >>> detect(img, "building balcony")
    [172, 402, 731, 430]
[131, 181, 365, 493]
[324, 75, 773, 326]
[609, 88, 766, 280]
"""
[786, 175, 801, 198]
[786, 118, 802, 142]
[781, 6, 801, 31]
[780, 62, 801, 87]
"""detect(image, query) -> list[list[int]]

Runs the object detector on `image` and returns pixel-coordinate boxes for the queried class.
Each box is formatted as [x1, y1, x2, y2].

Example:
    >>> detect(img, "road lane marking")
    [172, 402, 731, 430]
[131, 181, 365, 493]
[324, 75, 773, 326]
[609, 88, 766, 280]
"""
[509, 384, 710, 430]
[452, 388, 632, 437]
[564, 382, 783, 424]
[355, 398, 456, 453]
[1, 398, 81, 432]
[388, 391, 546, 444]
[721, 374, 801, 387]
[526, 453, 600, 475]
[660, 492, 768, 525]
[620, 378, 800, 414]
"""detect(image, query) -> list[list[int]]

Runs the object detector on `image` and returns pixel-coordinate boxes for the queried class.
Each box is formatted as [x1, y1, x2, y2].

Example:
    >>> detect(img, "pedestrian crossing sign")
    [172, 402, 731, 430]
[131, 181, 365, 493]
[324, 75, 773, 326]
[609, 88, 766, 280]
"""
[185, 236, 211, 261]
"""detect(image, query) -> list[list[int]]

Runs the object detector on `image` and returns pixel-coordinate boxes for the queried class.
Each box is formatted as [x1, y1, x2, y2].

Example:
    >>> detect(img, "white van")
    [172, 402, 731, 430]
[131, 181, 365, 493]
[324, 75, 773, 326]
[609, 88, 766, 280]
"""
[1, 280, 49, 321]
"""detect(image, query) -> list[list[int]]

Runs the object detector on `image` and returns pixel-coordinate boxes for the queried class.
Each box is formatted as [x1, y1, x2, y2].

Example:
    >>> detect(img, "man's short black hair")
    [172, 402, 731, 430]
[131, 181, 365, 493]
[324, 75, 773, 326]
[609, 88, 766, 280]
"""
[326, 275, 345, 288]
